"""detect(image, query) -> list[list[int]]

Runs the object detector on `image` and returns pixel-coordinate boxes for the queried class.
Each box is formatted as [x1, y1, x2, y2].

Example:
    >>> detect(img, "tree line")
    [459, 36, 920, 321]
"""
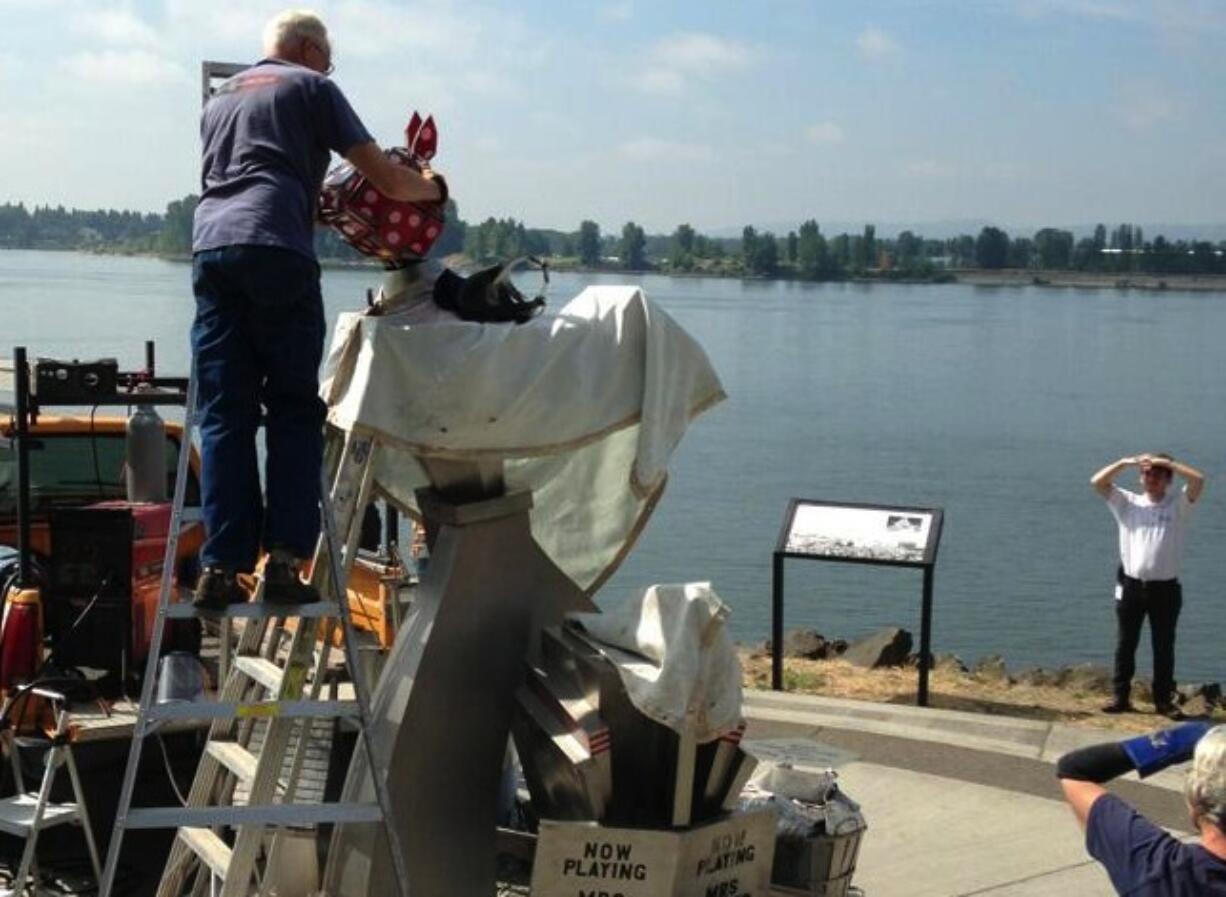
[0, 197, 467, 261]
[465, 217, 1226, 279]
[2, 197, 1224, 279]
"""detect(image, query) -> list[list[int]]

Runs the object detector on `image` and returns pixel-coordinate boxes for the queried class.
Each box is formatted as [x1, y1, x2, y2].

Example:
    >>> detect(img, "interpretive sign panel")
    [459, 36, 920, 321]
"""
[778, 500, 939, 566]
[531, 808, 777, 897]
[772, 498, 944, 705]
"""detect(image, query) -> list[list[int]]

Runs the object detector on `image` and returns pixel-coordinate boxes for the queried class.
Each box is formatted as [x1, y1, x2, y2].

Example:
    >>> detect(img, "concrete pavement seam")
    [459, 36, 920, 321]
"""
[952, 858, 1102, 896]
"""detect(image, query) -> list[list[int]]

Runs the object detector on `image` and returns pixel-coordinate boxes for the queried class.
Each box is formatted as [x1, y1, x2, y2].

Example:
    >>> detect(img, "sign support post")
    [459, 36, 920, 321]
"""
[919, 564, 935, 706]
[771, 552, 785, 691]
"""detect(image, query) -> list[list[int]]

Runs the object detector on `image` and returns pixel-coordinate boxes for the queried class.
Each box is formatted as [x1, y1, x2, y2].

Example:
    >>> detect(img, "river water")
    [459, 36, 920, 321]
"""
[2, 249, 1223, 683]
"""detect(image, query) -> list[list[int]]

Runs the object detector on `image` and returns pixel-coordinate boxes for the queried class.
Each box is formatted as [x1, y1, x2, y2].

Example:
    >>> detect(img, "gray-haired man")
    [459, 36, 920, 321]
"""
[1057, 723, 1226, 895]
[191, 9, 445, 609]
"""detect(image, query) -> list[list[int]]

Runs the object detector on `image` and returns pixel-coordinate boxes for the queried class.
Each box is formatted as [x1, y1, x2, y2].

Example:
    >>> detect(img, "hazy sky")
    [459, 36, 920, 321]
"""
[2, 0, 1224, 233]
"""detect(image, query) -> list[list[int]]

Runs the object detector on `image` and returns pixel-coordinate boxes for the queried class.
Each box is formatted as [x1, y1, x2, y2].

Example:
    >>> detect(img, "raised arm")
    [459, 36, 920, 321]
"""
[344, 142, 446, 203]
[1090, 456, 1139, 498]
[1056, 723, 1211, 829]
[1153, 457, 1206, 504]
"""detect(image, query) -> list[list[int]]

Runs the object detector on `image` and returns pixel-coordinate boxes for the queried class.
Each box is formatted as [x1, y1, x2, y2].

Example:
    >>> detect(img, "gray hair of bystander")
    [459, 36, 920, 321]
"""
[262, 9, 329, 56]
[1186, 725, 1226, 832]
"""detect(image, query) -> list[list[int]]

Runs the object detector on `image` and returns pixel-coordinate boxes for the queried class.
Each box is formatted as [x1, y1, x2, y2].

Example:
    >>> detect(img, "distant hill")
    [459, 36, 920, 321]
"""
[1063, 223, 1226, 242]
[708, 220, 1226, 241]
[708, 219, 991, 240]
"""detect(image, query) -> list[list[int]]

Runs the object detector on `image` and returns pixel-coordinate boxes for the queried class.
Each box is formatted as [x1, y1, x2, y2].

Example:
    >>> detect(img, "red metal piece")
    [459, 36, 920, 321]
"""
[0, 587, 42, 691]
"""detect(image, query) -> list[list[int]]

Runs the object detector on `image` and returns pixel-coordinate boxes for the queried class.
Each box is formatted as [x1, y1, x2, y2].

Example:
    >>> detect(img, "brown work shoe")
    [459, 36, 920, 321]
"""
[262, 550, 320, 605]
[1101, 699, 1134, 714]
[192, 568, 249, 610]
[1154, 702, 1185, 721]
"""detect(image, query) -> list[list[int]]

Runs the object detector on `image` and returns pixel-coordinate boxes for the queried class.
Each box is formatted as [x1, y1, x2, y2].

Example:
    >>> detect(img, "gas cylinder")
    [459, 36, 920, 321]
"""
[0, 586, 43, 691]
[126, 401, 167, 502]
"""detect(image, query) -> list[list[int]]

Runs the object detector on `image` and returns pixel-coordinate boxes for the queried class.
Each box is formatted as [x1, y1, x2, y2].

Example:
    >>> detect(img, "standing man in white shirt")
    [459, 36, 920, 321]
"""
[1091, 453, 1206, 718]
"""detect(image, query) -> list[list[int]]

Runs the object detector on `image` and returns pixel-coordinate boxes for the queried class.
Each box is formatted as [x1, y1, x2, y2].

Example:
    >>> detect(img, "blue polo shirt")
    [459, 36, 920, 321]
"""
[193, 59, 373, 260]
[1088, 794, 1226, 895]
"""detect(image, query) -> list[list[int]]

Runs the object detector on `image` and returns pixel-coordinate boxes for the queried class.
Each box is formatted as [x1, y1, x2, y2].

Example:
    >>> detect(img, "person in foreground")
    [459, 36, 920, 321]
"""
[1057, 722, 1226, 895]
[191, 9, 445, 608]
[1090, 453, 1205, 717]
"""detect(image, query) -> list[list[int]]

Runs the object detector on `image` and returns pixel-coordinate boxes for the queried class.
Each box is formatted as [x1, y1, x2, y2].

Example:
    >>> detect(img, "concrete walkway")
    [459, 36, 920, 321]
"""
[742, 688, 1196, 896]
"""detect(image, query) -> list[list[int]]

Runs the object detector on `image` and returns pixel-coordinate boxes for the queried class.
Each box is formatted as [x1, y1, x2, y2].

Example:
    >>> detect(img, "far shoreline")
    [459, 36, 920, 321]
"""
[949, 268, 1226, 293]
[5, 246, 1226, 293]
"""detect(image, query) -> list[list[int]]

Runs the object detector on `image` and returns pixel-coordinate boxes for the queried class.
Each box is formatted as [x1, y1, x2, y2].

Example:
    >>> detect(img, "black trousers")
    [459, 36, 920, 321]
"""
[1112, 570, 1182, 705]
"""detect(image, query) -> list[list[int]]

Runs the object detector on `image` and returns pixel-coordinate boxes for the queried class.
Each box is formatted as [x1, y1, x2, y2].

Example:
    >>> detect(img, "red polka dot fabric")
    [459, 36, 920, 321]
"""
[318, 111, 446, 262]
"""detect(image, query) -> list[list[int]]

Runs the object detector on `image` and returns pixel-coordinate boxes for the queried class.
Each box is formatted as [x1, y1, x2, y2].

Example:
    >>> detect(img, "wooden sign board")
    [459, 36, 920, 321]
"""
[531, 808, 777, 897]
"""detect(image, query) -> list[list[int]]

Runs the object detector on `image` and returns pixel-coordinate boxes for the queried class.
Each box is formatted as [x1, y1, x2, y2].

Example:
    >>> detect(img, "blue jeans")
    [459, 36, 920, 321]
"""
[191, 246, 326, 572]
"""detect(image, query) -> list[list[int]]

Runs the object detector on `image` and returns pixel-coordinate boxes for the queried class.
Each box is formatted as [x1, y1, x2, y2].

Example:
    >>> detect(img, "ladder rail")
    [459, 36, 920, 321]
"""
[216, 636, 320, 897]
[64, 737, 105, 885]
[319, 458, 413, 897]
[271, 429, 374, 816]
[271, 618, 337, 806]
[11, 741, 62, 894]
[156, 566, 281, 896]
[255, 612, 342, 897]
[98, 372, 199, 897]
[211, 434, 376, 897]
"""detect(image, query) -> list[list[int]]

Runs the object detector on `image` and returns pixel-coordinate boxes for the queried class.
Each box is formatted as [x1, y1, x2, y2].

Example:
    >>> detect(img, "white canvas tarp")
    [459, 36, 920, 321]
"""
[569, 581, 744, 742]
[321, 283, 725, 591]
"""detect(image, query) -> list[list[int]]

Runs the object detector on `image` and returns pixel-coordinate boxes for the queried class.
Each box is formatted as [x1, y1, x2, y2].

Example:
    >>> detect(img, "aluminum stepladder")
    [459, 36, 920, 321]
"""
[97, 372, 411, 897]
[0, 691, 102, 897]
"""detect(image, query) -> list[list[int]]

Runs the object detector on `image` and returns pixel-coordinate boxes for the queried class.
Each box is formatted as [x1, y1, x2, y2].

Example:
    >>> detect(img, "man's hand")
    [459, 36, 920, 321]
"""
[1091, 456, 1140, 497]
[1167, 457, 1206, 503]
[420, 166, 448, 204]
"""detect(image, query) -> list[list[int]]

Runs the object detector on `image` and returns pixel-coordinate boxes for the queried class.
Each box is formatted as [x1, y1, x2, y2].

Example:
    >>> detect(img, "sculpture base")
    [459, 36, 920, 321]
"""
[323, 487, 593, 897]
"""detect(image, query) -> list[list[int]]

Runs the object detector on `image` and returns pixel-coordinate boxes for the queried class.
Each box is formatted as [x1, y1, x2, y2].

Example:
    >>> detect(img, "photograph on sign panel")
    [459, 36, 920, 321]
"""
[786, 504, 932, 563]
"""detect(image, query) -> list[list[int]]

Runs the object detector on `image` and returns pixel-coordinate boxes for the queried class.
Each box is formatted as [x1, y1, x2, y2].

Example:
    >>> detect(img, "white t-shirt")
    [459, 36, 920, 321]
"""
[1105, 485, 1192, 581]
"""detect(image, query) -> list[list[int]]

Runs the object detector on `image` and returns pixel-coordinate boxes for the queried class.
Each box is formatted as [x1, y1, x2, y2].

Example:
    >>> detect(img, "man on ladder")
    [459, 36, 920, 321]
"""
[190, 9, 446, 608]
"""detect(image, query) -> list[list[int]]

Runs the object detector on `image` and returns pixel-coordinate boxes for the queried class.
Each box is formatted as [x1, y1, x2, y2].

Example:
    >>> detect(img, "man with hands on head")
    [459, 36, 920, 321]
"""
[1057, 722, 1226, 895]
[190, 9, 446, 610]
[1091, 453, 1205, 718]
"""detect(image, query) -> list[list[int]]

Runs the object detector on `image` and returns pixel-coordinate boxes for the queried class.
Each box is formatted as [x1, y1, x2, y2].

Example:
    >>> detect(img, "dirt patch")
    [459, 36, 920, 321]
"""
[740, 652, 1226, 734]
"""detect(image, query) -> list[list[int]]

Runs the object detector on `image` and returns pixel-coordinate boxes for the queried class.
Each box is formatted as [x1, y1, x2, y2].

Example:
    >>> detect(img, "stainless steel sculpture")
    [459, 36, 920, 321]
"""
[319, 260, 727, 897]
[323, 459, 594, 897]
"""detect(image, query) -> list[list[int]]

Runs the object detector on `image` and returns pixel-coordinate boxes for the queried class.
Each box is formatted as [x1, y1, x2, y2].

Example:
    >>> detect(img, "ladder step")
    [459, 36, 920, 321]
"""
[233, 656, 286, 693]
[166, 601, 340, 620]
[127, 802, 385, 829]
[178, 827, 231, 882]
[205, 741, 258, 786]
[0, 794, 81, 836]
[146, 700, 362, 722]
